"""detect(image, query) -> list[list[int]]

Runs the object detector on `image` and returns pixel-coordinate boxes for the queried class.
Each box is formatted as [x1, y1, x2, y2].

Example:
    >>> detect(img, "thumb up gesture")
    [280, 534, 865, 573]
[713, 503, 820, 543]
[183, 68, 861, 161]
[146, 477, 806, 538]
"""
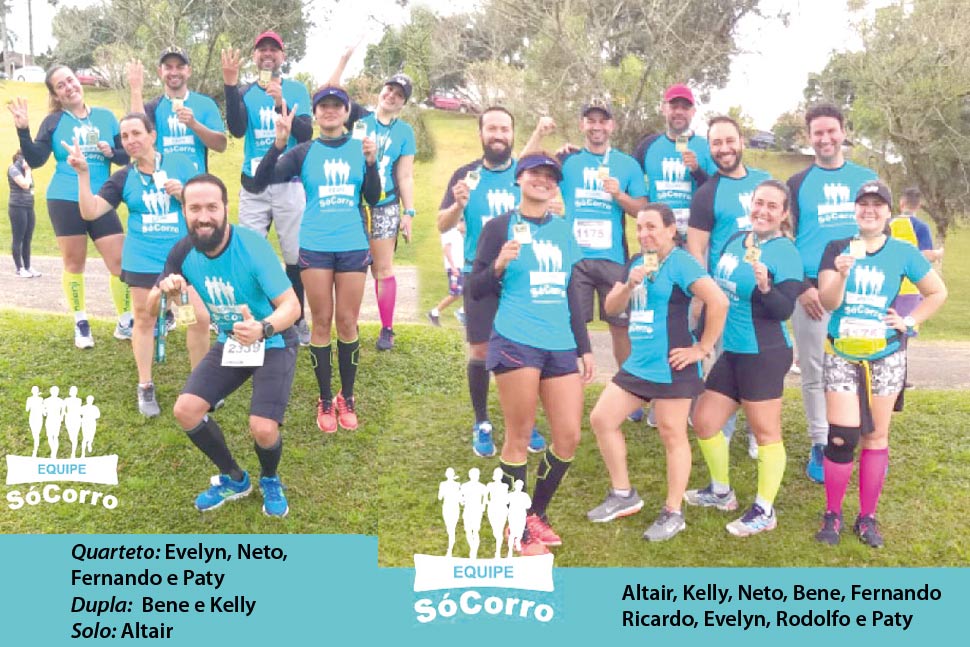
[231, 304, 263, 345]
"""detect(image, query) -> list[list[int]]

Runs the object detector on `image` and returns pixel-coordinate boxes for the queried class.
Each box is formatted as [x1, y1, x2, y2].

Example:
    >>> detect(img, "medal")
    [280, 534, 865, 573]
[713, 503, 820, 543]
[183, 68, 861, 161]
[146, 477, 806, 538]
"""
[744, 233, 761, 264]
[171, 98, 184, 111]
[86, 128, 99, 146]
[675, 134, 689, 153]
[643, 251, 659, 274]
[152, 170, 169, 188]
[155, 293, 167, 363]
[176, 291, 197, 326]
[849, 237, 866, 259]
[352, 120, 368, 140]
[512, 223, 532, 244]
[596, 166, 609, 181]
[465, 170, 481, 190]
[258, 69, 272, 87]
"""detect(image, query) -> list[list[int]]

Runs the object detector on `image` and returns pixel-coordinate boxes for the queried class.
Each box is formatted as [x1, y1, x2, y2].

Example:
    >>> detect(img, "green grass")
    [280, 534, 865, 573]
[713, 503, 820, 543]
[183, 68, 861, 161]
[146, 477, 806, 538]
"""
[377, 330, 970, 567]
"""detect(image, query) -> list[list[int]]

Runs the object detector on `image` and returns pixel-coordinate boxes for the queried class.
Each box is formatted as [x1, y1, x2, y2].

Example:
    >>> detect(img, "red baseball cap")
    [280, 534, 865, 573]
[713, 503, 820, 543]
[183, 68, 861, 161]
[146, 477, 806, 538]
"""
[664, 83, 695, 105]
[254, 31, 285, 51]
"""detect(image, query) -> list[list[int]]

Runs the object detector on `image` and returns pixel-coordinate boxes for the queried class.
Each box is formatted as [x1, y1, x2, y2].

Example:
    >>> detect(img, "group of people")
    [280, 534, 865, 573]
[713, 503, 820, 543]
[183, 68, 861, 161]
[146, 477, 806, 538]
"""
[436, 85, 946, 555]
[8, 45, 948, 547]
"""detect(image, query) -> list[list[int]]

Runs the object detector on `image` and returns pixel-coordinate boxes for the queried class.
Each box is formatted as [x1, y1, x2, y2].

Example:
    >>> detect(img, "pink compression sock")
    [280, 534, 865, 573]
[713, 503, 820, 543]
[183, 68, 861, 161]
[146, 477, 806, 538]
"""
[376, 276, 397, 329]
[823, 457, 854, 515]
[859, 448, 889, 517]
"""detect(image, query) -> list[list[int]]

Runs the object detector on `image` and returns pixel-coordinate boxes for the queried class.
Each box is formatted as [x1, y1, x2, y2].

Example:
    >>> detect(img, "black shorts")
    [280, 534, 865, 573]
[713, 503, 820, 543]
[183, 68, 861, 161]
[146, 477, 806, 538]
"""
[298, 248, 371, 273]
[486, 333, 578, 379]
[120, 270, 159, 289]
[612, 367, 703, 401]
[705, 347, 793, 402]
[463, 271, 499, 345]
[48, 199, 124, 239]
[573, 259, 628, 327]
[182, 330, 298, 424]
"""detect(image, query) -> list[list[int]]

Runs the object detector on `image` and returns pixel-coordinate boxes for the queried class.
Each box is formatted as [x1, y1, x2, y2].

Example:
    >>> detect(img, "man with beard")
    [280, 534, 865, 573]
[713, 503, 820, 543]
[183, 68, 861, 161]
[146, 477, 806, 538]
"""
[149, 174, 301, 517]
[222, 31, 313, 346]
[634, 84, 717, 238]
[686, 116, 771, 457]
[128, 47, 227, 173]
[787, 104, 877, 483]
[437, 107, 549, 458]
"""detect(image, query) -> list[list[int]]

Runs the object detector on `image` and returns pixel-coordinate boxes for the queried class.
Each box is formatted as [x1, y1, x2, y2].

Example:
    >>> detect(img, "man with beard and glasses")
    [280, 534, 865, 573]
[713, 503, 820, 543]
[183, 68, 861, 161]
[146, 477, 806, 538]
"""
[128, 47, 227, 173]
[437, 107, 550, 458]
[149, 174, 300, 518]
[686, 116, 771, 457]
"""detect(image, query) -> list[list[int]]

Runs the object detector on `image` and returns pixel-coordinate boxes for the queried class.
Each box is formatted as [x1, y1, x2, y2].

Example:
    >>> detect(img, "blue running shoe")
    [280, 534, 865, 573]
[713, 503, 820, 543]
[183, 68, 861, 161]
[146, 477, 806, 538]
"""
[806, 443, 825, 483]
[195, 472, 252, 512]
[627, 408, 644, 423]
[726, 503, 777, 537]
[527, 427, 547, 453]
[259, 476, 289, 518]
[472, 421, 495, 458]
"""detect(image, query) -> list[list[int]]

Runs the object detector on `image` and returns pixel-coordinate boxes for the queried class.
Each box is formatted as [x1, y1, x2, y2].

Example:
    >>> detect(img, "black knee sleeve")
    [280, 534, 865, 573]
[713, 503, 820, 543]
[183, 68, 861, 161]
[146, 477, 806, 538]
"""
[823, 424, 859, 464]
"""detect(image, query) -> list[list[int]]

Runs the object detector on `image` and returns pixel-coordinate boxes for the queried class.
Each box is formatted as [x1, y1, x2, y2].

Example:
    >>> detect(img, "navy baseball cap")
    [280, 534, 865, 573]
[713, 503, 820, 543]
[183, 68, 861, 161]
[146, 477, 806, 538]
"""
[855, 180, 892, 206]
[515, 153, 563, 182]
[384, 73, 413, 101]
[312, 86, 351, 110]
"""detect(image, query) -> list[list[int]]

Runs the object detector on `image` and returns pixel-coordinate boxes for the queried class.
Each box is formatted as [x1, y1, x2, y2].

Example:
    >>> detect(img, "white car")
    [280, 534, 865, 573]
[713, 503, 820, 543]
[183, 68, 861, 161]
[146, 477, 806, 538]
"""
[14, 66, 46, 83]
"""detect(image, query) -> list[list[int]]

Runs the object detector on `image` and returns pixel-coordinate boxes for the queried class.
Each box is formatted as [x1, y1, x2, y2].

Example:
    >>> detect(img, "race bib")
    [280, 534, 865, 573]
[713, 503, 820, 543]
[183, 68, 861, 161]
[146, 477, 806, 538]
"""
[221, 337, 265, 367]
[838, 317, 886, 340]
[573, 219, 612, 249]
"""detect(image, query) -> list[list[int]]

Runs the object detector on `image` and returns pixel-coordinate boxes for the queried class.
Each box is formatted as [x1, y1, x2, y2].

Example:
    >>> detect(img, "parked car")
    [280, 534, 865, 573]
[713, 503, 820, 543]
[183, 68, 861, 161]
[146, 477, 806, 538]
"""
[76, 68, 108, 88]
[429, 91, 478, 114]
[13, 66, 45, 83]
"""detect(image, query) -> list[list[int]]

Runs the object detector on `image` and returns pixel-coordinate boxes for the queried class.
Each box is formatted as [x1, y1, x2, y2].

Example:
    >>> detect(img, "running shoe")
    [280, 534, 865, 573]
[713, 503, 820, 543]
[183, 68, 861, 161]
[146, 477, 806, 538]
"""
[526, 514, 562, 546]
[747, 432, 759, 460]
[587, 489, 644, 522]
[806, 443, 825, 483]
[789, 361, 801, 375]
[527, 427, 547, 453]
[335, 392, 359, 430]
[815, 511, 843, 545]
[16, 267, 32, 278]
[195, 472, 252, 512]
[137, 383, 161, 418]
[726, 503, 777, 537]
[643, 508, 686, 542]
[853, 514, 884, 548]
[472, 420, 495, 457]
[259, 476, 289, 518]
[627, 407, 644, 423]
[295, 319, 311, 347]
[113, 317, 133, 341]
[455, 308, 466, 326]
[645, 406, 658, 428]
[27, 267, 42, 277]
[515, 532, 551, 556]
[316, 397, 337, 433]
[74, 319, 94, 349]
[376, 326, 395, 351]
[683, 484, 738, 511]
[427, 310, 441, 327]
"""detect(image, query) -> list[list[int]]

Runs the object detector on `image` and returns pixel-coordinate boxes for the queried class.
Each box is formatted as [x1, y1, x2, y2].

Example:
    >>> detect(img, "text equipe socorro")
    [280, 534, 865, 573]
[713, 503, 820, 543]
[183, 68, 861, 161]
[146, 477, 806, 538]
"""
[621, 583, 942, 604]
[70, 542, 287, 563]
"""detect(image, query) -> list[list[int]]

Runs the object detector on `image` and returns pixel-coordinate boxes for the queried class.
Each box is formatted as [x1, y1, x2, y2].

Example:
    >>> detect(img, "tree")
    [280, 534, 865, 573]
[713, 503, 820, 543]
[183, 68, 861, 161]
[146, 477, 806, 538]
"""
[771, 109, 805, 152]
[816, 0, 970, 241]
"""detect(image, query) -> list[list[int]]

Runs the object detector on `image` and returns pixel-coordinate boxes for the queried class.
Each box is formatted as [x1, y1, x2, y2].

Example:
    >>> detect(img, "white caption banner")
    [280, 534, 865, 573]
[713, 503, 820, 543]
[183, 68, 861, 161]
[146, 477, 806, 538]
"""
[413, 554, 555, 592]
[5, 455, 119, 485]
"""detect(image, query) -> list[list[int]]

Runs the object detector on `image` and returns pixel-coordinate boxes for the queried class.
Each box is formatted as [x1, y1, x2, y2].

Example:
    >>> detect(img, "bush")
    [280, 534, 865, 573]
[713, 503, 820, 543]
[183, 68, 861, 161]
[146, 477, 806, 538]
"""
[403, 103, 436, 162]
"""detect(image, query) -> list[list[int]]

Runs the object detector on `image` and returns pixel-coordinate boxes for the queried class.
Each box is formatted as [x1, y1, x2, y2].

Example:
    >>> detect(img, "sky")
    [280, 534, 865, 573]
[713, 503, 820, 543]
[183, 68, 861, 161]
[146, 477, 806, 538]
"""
[6, 0, 879, 130]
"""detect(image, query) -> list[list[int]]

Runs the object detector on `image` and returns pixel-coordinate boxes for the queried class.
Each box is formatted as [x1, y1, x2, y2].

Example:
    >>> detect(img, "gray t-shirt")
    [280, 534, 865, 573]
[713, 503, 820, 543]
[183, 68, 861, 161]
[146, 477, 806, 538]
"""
[7, 161, 34, 207]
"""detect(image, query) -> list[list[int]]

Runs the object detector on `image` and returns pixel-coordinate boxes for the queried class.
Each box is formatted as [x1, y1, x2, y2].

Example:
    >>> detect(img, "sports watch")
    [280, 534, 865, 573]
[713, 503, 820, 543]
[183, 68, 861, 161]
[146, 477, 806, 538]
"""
[261, 320, 275, 340]
[903, 316, 916, 336]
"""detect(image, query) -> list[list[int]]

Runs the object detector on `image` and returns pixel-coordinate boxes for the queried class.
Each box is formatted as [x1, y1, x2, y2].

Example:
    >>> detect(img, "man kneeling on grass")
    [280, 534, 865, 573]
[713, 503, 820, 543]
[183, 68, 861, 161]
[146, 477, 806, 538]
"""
[149, 174, 300, 517]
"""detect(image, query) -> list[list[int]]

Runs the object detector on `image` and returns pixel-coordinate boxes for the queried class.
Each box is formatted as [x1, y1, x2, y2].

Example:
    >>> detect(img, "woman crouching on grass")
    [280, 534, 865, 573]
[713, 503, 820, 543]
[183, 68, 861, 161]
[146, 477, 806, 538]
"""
[468, 152, 594, 556]
[586, 202, 727, 541]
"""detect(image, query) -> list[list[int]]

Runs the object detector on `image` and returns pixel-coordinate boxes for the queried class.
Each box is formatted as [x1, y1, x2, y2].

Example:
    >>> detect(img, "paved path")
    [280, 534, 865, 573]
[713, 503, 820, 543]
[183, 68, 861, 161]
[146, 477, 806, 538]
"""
[3, 256, 969, 389]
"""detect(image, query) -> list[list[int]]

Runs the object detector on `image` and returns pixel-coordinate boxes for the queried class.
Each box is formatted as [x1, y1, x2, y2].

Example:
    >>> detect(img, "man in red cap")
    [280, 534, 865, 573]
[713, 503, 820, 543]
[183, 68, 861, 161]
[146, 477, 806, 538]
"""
[221, 31, 314, 346]
[634, 83, 717, 239]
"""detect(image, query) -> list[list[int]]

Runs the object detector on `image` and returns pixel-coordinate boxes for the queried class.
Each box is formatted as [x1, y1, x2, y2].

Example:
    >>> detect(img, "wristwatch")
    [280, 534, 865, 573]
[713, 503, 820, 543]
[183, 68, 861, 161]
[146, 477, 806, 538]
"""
[260, 320, 275, 340]
[403, 208, 416, 217]
[903, 315, 916, 336]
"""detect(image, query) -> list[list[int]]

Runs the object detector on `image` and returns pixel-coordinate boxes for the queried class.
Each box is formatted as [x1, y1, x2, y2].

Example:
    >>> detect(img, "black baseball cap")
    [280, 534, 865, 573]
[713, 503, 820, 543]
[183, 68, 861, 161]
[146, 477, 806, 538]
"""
[159, 46, 190, 66]
[855, 180, 892, 206]
[384, 73, 413, 101]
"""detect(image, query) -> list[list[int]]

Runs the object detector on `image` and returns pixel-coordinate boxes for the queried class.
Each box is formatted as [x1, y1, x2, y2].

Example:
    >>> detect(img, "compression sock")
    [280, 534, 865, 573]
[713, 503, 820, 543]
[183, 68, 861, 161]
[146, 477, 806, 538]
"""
[698, 431, 731, 491]
[755, 441, 786, 516]
[254, 436, 283, 479]
[285, 264, 305, 321]
[337, 337, 360, 399]
[823, 457, 854, 515]
[63, 271, 85, 314]
[109, 274, 131, 316]
[858, 448, 889, 517]
[375, 276, 397, 329]
[186, 416, 243, 481]
[529, 447, 572, 519]
[467, 358, 490, 424]
[499, 459, 527, 493]
[309, 343, 333, 401]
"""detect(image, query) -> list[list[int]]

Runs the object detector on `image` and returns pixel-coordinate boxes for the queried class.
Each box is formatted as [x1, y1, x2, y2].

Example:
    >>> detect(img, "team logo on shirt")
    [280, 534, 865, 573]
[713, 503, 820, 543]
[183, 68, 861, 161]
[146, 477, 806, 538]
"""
[163, 113, 194, 148]
[140, 188, 179, 233]
[574, 167, 610, 209]
[845, 265, 888, 309]
[5, 386, 119, 512]
[714, 253, 740, 296]
[529, 240, 567, 300]
[481, 189, 516, 227]
[202, 277, 249, 331]
[412, 465, 556, 625]
[254, 105, 278, 142]
[736, 191, 754, 230]
[317, 158, 356, 208]
[628, 284, 655, 334]
[655, 158, 690, 200]
[72, 126, 101, 154]
[818, 183, 855, 226]
[377, 135, 393, 189]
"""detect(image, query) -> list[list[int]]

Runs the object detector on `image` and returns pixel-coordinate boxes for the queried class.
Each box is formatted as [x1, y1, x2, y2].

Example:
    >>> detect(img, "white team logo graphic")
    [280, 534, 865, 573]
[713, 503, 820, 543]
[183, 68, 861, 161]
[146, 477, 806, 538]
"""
[714, 252, 740, 297]
[845, 265, 888, 308]
[735, 191, 754, 230]
[574, 167, 610, 209]
[662, 157, 688, 183]
[486, 189, 516, 218]
[162, 112, 194, 149]
[413, 465, 555, 625]
[317, 158, 356, 204]
[655, 157, 690, 198]
[166, 113, 189, 138]
[377, 134, 393, 189]
[628, 283, 655, 332]
[254, 105, 279, 141]
[140, 188, 178, 232]
[203, 276, 250, 331]
[72, 125, 100, 153]
[581, 166, 606, 191]
[6, 386, 118, 511]
[818, 182, 855, 225]
[529, 239, 567, 300]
